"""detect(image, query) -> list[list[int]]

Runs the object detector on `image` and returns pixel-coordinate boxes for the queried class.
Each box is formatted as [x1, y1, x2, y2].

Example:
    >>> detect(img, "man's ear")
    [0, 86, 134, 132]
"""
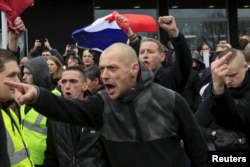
[82, 82, 88, 92]
[244, 62, 249, 71]
[57, 80, 62, 87]
[131, 62, 140, 78]
[160, 52, 166, 62]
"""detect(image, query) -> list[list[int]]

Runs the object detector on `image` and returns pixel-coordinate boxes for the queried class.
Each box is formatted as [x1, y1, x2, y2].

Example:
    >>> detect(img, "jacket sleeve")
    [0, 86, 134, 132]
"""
[43, 120, 58, 167]
[29, 87, 104, 129]
[211, 87, 250, 131]
[129, 35, 141, 56]
[7, 45, 20, 62]
[171, 33, 192, 93]
[174, 93, 208, 167]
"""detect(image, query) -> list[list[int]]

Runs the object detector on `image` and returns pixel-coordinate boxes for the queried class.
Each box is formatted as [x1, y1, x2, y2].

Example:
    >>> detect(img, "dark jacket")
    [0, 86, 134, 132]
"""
[211, 70, 250, 147]
[182, 69, 202, 113]
[30, 63, 207, 167]
[154, 33, 192, 94]
[43, 120, 109, 167]
[195, 72, 250, 150]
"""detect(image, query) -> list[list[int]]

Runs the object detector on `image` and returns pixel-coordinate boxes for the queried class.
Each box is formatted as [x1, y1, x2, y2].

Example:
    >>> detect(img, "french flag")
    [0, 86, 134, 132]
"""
[72, 13, 127, 52]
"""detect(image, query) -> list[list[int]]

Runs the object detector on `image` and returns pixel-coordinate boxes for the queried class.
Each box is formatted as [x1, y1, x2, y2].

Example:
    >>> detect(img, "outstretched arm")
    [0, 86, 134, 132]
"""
[4, 81, 104, 129]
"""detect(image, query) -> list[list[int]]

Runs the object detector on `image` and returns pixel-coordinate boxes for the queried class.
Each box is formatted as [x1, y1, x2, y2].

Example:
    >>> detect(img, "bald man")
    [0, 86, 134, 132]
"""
[195, 48, 250, 151]
[4, 43, 207, 167]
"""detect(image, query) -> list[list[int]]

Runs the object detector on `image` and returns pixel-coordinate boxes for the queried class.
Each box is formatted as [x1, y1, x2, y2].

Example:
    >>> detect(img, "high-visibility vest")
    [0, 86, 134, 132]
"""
[20, 88, 61, 165]
[2, 109, 34, 167]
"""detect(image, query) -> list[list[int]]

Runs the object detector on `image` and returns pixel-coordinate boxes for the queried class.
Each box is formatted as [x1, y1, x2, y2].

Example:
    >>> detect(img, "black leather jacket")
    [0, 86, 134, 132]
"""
[43, 120, 109, 167]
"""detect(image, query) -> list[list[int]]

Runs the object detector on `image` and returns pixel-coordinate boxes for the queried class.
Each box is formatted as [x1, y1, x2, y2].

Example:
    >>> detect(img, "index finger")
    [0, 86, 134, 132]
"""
[4, 81, 25, 93]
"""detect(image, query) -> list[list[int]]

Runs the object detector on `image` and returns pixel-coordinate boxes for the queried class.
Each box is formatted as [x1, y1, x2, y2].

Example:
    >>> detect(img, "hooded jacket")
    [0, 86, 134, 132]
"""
[30, 62, 208, 167]
[22, 56, 51, 88]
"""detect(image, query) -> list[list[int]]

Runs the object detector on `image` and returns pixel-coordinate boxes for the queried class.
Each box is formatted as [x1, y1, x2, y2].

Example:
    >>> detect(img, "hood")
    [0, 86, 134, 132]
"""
[118, 61, 154, 103]
[22, 56, 51, 88]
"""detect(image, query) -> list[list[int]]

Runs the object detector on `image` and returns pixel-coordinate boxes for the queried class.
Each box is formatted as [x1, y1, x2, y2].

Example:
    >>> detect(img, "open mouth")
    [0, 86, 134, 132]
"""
[143, 61, 149, 68]
[64, 92, 72, 98]
[105, 84, 115, 94]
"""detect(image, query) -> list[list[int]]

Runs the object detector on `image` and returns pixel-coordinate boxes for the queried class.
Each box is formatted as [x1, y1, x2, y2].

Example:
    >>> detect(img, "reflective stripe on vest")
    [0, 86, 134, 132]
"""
[21, 106, 47, 134]
[22, 119, 47, 135]
[20, 87, 61, 135]
[2, 109, 33, 167]
[6, 132, 30, 165]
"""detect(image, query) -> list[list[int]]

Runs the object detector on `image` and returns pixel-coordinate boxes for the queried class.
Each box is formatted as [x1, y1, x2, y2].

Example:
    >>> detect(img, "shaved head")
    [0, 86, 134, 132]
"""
[101, 43, 138, 66]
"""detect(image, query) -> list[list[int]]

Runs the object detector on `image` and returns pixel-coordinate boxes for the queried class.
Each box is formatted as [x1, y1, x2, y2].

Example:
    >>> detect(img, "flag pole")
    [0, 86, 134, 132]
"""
[1, 11, 8, 49]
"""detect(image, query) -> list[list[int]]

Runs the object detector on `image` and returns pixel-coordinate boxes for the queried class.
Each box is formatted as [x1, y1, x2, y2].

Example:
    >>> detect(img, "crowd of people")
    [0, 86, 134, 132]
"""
[1, 11, 250, 167]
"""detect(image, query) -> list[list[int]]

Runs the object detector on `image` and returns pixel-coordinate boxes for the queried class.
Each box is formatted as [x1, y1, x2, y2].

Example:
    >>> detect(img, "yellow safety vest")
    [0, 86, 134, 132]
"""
[2, 109, 34, 167]
[20, 88, 61, 165]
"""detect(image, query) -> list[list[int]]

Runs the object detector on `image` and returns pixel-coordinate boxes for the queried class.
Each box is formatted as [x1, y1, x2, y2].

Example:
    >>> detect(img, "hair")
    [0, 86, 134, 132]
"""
[64, 66, 86, 82]
[0, 49, 17, 72]
[42, 48, 51, 53]
[47, 56, 64, 79]
[141, 38, 164, 54]
[197, 42, 211, 52]
[84, 64, 103, 84]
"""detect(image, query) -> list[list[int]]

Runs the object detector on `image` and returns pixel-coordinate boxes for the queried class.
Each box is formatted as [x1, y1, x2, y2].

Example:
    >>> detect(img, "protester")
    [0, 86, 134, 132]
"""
[84, 64, 104, 96]
[81, 49, 95, 67]
[195, 48, 250, 152]
[209, 48, 250, 147]
[5, 42, 207, 167]
[20, 56, 61, 166]
[0, 17, 34, 167]
[116, 14, 192, 94]
[44, 66, 108, 167]
[47, 56, 64, 90]
[28, 38, 63, 63]
[192, 50, 205, 78]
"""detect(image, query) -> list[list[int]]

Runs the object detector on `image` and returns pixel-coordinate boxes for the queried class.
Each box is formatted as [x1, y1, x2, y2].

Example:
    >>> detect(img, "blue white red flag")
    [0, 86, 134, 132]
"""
[72, 13, 127, 52]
